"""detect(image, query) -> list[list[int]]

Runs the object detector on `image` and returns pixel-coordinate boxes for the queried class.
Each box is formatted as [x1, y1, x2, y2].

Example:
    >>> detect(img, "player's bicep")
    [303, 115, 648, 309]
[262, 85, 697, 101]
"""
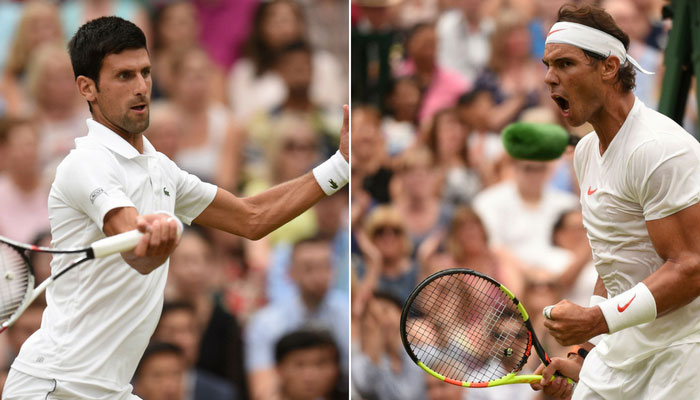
[646, 202, 700, 262]
[103, 206, 139, 236]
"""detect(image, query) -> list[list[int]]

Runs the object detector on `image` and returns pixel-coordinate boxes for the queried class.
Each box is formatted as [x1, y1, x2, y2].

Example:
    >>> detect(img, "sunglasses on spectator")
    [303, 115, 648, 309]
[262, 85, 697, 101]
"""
[373, 225, 404, 237]
[282, 140, 316, 152]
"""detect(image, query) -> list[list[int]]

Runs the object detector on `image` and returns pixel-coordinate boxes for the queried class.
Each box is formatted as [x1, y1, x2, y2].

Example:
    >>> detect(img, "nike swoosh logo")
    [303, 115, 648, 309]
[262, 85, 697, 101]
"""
[547, 28, 566, 37]
[587, 186, 597, 195]
[617, 294, 636, 312]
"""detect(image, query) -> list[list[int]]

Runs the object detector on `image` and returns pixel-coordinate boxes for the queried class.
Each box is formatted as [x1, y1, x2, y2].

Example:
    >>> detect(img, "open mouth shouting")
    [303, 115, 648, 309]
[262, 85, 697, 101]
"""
[130, 103, 148, 114]
[551, 94, 570, 117]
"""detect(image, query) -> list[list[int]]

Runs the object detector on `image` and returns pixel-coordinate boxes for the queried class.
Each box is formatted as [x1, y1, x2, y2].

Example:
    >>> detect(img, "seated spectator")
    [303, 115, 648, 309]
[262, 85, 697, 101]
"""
[244, 237, 348, 400]
[275, 329, 347, 400]
[166, 228, 247, 399]
[473, 10, 546, 131]
[153, 301, 238, 400]
[228, 0, 345, 122]
[424, 107, 482, 209]
[60, 0, 151, 45]
[355, 205, 418, 304]
[391, 147, 443, 247]
[472, 158, 578, 269]
[133, 342, 186, 400]
[24, 42, 89, 173]
[143, 101, 181, 160]
[381, 76, 421, 156]
[3, 301, 44, 368]
[397, 23, 469, 127]
[0, 117, 49, 243]
[0, 0, 63, 116]
[245, 40, 340, 172]
[169, 46, 244, 192]
[351, 290, 426, 400]
[457, 88, 506, 186]
[351, 105, 392, 206]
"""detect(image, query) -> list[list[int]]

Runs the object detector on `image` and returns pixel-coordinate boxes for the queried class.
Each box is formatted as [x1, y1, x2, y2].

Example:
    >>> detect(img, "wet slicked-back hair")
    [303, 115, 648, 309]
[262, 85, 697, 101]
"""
[556, 4, 636, 92]
[68, 16, 147, 87]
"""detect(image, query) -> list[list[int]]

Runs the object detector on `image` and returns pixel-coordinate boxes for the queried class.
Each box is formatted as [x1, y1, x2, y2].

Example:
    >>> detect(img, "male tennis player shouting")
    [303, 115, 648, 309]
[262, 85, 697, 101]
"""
[528, 4, 700, 400]
[3, 16, 348, 400]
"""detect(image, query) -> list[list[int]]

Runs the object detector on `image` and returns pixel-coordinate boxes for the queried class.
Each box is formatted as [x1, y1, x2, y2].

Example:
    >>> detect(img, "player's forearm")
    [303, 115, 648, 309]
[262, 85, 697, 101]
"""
[643, 252, 700, 317]
[196, 174, 326, 240]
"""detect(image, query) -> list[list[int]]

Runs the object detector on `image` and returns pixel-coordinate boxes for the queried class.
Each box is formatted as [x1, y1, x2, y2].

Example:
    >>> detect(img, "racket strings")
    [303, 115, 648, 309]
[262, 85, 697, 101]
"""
[405, 273, 530, 384]
[0, 244, 32, 324]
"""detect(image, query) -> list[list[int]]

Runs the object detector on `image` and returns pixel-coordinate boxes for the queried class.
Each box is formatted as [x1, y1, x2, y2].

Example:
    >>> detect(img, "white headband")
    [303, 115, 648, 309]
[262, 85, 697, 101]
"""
[545, 22, 654, 75]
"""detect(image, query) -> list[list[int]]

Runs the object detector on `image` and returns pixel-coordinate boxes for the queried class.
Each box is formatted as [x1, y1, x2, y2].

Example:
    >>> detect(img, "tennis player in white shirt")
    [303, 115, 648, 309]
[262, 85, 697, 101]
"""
[529, 4, 700, 400]
[2, 16, 348, 400]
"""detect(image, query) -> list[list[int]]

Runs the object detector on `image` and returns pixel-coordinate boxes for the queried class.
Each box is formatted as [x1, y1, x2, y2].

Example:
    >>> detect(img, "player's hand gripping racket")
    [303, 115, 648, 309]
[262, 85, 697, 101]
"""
[400, 268, 573, 388]
[0, 223, 178, 333]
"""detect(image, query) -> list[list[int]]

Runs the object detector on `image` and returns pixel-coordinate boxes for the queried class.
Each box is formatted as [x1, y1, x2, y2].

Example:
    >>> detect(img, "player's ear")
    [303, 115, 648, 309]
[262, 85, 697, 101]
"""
[76, 75, 98, 103]
[601, 56, 621, 83]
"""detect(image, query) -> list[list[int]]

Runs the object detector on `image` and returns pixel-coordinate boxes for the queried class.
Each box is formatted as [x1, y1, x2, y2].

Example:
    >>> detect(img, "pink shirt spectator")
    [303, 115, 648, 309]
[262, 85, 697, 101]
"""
[0, 174, 49, 243]
[398, 62, 469, 125]
[194, 0, 259, 70]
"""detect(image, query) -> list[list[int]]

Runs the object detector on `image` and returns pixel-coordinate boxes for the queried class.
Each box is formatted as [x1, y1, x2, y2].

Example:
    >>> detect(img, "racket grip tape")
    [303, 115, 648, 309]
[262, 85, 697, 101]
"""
[91, 230, 144, 258]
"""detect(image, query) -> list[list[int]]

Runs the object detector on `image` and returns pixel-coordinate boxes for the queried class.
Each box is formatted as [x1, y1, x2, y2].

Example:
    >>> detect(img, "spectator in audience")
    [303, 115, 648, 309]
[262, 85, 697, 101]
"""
[0, 0, 63, 116]
[169, 46, 244, 192]
[143, 101, 181, 160]
[133, 342, 186, 400]
[355, 205, 418, 304]
[275, 329, 347, 400]
[192, 0, 258, 72]
[352, 290, 426, 400]
[436, 0, 494, 83]
[59, 0, 151, 45]
[604, 0, 662, 108]
[391, 147, 443, 247]
[351, 105, 392, 206]
[456, 88, 506, 186]
[425, 372, 463, 400]
[397, 22, 469, 126]
[3, 301, 44, 368]
[351, 0, 405, 111]
[228, 0, 345, 122]
[166, 228, 247, 399]
[245, 237, 348, 400]
[381, 76, 421, 156]
[246, 40, 340, 172]
[474, 10, 546, 131]
[153, 301, 238, 400]
[424, 107, 482, 209]
[24, 42, 89, 173]
[0, 117, 49, 243]
[473, 158, 578, 268]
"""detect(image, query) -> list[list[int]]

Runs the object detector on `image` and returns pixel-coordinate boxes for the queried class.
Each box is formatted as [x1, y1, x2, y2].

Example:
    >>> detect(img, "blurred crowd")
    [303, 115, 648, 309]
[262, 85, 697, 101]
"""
[0, 1, 349, 400]
[350, 0, 677, 399]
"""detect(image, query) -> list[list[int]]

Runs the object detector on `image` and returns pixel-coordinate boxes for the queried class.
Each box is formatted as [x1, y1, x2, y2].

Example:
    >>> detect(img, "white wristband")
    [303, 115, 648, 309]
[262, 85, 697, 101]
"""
[313, 150, 349, 196]
[596, 282, 656, 334]
[588, 295, 608, 345]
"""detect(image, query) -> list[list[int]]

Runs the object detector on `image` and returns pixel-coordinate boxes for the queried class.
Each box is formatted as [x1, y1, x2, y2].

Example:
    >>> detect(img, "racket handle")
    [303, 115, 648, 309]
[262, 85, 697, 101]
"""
[91, 230, 143, 258]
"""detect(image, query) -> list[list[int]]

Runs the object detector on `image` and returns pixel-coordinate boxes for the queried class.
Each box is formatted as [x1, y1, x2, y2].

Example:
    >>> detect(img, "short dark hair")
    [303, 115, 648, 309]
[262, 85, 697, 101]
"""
[556, 4, 635, 92]
[274, 329, 338, 364]
[134, 341, 183, 379]
[161, 300, 196, 319]
[68, 16, 147, 86]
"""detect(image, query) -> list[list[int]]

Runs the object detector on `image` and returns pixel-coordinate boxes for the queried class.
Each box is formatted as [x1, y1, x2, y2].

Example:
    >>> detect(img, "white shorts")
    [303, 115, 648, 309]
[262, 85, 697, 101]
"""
[2, 368, 142, 400]
[574, 342, 700, 400]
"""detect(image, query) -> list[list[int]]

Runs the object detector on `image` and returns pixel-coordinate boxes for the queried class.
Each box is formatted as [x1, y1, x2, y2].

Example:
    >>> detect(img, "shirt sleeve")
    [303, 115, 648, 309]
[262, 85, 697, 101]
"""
[166, 157, 218, 225]
[625, 135, 700, 220]
[54, 149, 135, 230]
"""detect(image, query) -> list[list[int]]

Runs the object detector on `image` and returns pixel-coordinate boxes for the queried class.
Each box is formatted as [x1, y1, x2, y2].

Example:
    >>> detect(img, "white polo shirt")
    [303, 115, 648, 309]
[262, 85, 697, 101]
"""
[574, 97, 700, 368]
[12, 119, 217, 391]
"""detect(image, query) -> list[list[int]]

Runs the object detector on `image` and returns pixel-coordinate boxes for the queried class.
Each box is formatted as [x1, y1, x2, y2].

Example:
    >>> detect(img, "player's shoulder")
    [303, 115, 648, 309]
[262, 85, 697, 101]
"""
[55, 140, 117, 177]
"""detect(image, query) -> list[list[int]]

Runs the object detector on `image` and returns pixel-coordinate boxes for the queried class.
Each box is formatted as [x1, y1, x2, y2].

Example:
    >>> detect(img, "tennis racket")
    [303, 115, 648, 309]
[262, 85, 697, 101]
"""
[400, 268, 572, 388]
[0, 229, 149, 333]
